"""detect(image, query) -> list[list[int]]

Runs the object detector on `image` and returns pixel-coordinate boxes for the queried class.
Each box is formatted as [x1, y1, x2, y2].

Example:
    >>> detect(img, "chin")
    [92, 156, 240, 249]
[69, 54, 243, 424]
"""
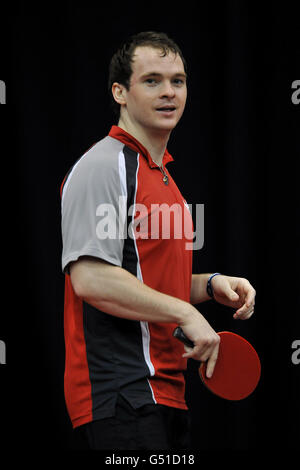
[152, 120, 179, 132]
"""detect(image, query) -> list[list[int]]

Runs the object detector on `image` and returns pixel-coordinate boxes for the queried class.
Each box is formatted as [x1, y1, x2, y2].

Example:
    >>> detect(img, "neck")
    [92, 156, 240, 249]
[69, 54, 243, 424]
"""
[117, 116, 170, 167]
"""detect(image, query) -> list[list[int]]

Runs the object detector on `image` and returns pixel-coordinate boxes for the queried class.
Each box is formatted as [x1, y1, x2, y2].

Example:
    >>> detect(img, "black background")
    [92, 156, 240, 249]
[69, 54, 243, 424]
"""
[0, 0, 299, 455]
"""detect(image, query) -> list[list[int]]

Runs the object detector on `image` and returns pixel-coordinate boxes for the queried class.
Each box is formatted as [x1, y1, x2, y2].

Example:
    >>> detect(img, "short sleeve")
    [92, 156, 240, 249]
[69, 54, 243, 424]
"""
[61, 140, 126, 273]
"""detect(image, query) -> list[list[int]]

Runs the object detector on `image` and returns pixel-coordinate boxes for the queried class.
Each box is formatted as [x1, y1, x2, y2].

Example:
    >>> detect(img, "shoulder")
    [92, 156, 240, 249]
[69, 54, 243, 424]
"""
[76, 135, 124, 173]
[61, 136, 125, 198]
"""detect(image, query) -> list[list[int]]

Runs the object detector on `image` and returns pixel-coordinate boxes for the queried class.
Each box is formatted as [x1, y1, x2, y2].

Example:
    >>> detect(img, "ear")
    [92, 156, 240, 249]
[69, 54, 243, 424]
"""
[111, 82, 127, 106]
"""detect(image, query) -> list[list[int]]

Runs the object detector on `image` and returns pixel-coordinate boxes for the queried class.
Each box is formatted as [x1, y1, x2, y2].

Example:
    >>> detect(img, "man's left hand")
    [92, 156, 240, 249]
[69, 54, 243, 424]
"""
[211, 275, 256, 320]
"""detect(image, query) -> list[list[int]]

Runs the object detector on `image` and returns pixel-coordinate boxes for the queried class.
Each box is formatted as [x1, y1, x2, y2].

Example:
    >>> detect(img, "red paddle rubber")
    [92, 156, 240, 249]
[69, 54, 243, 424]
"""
[173, 327, 261, 400]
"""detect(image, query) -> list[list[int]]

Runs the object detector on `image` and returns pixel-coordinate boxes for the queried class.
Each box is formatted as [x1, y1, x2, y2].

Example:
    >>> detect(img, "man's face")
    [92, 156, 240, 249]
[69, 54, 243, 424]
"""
[120, 46, 187, 134]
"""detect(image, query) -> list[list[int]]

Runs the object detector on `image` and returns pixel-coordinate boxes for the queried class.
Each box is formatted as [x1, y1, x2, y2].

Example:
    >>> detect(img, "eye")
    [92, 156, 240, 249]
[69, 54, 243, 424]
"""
[145, 78, 158, 86]
[173, 78, 185, 86]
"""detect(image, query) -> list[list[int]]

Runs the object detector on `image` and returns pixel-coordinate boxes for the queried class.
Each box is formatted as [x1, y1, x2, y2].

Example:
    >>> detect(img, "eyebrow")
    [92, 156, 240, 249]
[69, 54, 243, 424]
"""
[140, 72, 187, 79]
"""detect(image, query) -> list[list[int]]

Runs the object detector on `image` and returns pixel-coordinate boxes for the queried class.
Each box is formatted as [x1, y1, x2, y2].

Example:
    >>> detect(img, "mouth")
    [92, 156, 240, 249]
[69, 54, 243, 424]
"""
[156, 105, 177, 114]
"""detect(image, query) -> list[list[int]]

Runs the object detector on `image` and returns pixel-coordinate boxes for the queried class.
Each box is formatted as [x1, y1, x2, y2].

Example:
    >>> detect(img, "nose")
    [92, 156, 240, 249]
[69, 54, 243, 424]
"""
[160, 80, 176, 99]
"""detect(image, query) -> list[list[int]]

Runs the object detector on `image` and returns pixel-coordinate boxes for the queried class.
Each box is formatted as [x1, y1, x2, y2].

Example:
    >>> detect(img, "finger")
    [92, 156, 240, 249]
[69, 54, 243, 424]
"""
[234, 305, 255, 320]
[182, 343, 210, 360]
[205, 342, 220, 378]
[240, 308, 255, 320]
[182, 345, 198, 358]
[234, 295, 255, 315]
[233, 304, 247, 318]
[242, 284, 256, 308]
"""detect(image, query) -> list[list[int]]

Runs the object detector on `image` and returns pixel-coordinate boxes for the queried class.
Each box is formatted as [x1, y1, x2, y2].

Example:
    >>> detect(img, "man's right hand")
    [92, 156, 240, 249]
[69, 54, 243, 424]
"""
[179, 312, 220, 378]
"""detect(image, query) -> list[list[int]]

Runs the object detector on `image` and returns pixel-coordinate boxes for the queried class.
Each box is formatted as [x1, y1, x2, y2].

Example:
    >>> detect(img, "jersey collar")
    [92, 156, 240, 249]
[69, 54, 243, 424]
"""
[108, 125, 174, 169]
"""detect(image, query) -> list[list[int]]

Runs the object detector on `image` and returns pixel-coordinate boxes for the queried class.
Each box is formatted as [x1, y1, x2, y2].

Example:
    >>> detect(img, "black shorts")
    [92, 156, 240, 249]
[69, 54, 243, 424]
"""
[76, 394, 191, 451]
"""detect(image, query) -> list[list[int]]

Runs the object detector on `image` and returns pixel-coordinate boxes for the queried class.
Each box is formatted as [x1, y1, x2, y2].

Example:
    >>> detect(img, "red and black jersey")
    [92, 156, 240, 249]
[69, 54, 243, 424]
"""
[61, 126, 193, 428]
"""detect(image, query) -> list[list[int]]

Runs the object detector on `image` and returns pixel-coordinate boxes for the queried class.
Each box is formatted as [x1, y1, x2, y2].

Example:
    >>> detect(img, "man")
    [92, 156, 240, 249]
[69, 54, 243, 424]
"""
[60, 31, 256, 450]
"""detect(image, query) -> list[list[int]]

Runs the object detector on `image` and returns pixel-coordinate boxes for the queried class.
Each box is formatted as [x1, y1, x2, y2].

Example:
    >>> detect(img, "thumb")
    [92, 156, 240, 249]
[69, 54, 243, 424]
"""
[228, 289, 239, 302]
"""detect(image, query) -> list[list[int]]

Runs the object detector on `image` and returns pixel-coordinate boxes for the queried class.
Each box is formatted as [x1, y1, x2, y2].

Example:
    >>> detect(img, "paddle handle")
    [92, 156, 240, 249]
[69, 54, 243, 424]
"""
[173, 327, 195, 348]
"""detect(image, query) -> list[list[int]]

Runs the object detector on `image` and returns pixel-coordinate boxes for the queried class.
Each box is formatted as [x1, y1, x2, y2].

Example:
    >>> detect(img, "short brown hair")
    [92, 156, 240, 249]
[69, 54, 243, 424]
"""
[108, 31, 187, 118]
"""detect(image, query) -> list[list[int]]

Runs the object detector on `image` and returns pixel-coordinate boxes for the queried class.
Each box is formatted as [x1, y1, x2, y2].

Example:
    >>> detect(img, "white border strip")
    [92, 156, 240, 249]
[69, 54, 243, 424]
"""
[130, 155, 156, 391]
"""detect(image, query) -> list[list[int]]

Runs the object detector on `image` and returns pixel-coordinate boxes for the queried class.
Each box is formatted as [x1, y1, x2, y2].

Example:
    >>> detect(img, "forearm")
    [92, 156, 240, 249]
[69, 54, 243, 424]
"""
[70, 258, 221, 375]
[70, 257, 195, 325]
[190, 273, 212, 304]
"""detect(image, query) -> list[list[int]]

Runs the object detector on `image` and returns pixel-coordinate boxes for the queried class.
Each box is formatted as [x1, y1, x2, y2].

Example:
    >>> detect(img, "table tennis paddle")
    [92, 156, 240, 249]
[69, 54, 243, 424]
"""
[173, 326, 261, 400]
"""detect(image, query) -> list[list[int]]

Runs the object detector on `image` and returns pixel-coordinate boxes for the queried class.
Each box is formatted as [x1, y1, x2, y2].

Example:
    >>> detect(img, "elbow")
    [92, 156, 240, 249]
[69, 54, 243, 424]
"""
[70, 273, 89, 299]
[69, 264, 89, 299]
[68, 258, 123, 310]
[69, 259, 113, 308]
[69, 262, 98, 301]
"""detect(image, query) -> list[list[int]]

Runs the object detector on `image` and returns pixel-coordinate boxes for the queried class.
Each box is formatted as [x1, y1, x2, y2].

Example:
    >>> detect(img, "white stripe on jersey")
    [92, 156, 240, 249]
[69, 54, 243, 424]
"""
[121, 153, 156, 401]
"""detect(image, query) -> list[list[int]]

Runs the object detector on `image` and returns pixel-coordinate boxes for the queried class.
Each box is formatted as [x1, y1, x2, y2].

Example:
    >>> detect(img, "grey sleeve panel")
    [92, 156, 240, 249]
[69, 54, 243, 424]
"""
[61, 136, 127, 273]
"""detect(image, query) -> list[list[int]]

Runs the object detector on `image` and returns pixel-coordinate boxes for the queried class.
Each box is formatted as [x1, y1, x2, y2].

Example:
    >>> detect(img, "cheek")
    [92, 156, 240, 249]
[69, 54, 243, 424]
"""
[174, 92, 186, 118]
[179, 89, 187, 108]
[128, 89, 153, 112]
